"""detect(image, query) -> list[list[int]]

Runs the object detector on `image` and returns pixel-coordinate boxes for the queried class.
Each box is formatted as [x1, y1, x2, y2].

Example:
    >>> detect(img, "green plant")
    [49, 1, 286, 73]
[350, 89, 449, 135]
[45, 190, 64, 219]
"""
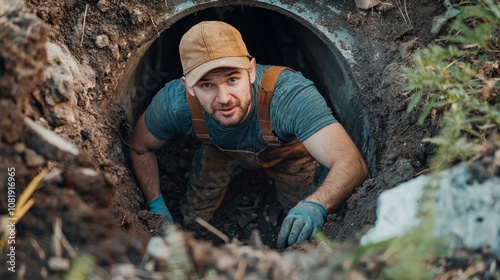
[405, 0, 500, 169]
[322, 3, 499, 279]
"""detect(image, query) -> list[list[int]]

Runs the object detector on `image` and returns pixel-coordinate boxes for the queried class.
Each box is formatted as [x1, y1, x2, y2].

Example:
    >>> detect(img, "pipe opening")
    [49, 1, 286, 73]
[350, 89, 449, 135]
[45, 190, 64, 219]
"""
[125, 5, 373, 246]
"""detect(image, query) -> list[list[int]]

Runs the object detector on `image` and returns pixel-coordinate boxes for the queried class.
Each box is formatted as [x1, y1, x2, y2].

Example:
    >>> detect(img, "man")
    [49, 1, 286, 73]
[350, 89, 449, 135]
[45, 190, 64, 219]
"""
[129, 21, 368, 248]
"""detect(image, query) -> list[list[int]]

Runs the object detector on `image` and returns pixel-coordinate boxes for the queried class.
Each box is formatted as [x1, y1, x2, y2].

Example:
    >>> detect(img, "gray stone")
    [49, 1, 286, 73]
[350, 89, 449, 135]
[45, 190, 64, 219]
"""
[48, 104, 76, 127]
[355, 0, 379, 10]
[95, 35, 110, 48]
[48, 257, 70, 272]
[24, 148, 45, 167]
[42, 169, 63, 185]
[111, 264, 138, 278]
[361, 161, 500, 256]
[44, 43, 75, 103]
[43, 42, 77, 127]
[24, 117, 80, 165]
[355, 0, 394, 11]
[0, 0, 23, 17]
[146, 236, 170, 261]
[96, 0, 111, 13]
[431, 7, 460, 35]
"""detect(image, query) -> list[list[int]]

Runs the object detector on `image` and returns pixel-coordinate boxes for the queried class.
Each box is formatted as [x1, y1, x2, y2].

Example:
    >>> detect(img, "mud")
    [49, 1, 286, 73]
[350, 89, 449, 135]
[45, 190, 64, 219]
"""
[0, 0, 496, 279]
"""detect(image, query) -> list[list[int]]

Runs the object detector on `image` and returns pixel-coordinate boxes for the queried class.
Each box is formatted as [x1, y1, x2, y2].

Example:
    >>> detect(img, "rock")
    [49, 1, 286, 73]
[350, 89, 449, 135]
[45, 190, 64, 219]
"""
[42, 169, 63, 185]
[0, 100, 24, 144]
[355, 0, 379, 10]
[63, 167, 112, 207]
[109, 44, 121, 60]
[48, 104, 76, 127]
[45, 43, 76, 103]
[0, 9, 48, 101]
[95, 34, 110, 48]
[361, 161, 500, 257]
[129, 7, 147, 25]
[146, 236, 170, 261]
[96, 0, 111, 13]
[360, 175, 427, 244]
[431, 7, 461, 35]
[44, 42, 77, 126]
[216, 255, 237, 271]
[111, 264, 138, 278]
[14, 143, 26, 153]
[80, 130, 92, 141]
[24, 148, 45, 167]
[24, 117, 80, 165]
[355, 0, 394, 12]
[0, 0, 23, 17]
[48, 257, 70, 271]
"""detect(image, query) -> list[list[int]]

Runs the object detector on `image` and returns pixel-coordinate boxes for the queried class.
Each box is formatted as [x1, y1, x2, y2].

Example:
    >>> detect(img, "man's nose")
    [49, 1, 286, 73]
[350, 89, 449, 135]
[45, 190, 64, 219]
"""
[215, 84, 231, 104]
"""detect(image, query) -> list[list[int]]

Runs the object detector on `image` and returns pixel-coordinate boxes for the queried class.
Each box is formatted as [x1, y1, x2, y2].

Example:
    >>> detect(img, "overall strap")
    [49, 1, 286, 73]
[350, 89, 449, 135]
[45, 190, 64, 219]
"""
[186, 66, 293, 145]
[258, 66, 292, 145]
[186, 91, 210, 143]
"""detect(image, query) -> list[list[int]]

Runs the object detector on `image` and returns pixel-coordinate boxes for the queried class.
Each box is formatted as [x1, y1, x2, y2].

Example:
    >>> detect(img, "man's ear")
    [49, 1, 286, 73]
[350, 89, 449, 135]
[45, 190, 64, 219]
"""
[182, 76, 195, 97]
[249, 57, 257, 84]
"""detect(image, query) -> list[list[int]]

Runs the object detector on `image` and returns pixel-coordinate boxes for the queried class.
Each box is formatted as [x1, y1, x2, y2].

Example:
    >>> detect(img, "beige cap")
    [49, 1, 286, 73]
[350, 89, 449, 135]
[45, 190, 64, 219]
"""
[179, 21, 251, 87]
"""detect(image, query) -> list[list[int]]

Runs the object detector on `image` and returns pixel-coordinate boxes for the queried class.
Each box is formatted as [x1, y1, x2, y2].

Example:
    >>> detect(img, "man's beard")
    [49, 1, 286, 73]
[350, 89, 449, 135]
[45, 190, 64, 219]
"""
[207, 96, 251, 128]
[196, 82, 253, 128]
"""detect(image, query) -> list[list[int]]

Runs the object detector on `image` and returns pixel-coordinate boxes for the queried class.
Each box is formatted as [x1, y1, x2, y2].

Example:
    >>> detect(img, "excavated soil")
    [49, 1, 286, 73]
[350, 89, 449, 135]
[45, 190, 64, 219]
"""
[1, 0, 498, 279]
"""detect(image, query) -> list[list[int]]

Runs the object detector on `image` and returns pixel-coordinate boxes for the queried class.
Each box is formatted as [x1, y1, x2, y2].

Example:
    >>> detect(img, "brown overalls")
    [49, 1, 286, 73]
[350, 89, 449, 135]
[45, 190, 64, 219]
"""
[180, 67, 318, 223]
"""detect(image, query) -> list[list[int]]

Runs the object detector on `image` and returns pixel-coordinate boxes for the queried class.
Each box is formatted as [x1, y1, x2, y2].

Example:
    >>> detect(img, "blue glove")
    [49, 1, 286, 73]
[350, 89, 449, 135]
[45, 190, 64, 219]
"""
[147, 195, 174, 223]
[277, 200, 327, 248]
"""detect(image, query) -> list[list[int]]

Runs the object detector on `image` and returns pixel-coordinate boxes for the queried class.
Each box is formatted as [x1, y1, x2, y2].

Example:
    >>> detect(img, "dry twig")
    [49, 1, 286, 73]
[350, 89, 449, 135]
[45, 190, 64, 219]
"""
[80, 4, 89, 47]
[104, 121, 145, 155]
[413, 168, 431, 177]
[29, 237, 46, 261]
[235, 259, 247, 280]
[61, 231, 78, 259]
[150, 14, 160, 38]
[121, 213, 127, 226]
[194, 217, 230, 244]
[396, 0, 411, 25]
[53, 217, 62, 258]
[403, 0, 411, 25]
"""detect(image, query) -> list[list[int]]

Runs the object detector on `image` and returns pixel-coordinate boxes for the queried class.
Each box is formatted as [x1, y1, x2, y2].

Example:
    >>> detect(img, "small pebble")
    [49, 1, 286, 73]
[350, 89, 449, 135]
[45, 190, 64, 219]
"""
[147, 236, 170, 261]
[95, 35, 109, 48]
[48, 257, 70, 272]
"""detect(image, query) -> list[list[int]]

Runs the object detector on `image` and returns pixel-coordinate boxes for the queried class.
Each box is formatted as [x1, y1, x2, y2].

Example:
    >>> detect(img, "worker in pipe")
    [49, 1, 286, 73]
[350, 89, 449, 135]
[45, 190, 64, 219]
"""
[129, 21, 367, 248]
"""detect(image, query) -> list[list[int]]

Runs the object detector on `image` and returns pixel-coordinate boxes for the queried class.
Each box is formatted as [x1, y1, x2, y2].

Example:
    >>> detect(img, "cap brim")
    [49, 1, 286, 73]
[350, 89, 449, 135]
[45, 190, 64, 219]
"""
[185, 57, 250, 87]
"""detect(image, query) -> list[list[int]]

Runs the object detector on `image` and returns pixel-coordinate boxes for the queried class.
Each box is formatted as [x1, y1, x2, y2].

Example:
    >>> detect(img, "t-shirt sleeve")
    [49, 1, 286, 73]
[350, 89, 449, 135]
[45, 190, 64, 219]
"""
[144, 80, 193, 140]
[270, 70, 336, 142]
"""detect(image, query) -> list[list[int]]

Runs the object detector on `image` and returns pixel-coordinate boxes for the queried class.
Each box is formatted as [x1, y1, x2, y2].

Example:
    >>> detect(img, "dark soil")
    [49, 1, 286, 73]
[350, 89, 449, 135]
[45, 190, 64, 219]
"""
[1, 0, 497, 279]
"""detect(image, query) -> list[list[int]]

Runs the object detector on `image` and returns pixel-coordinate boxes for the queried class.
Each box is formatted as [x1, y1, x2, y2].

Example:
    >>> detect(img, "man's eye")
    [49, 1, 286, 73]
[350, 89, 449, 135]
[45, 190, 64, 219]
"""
[201, 83, 212, 88]
[228, 77, 237, 83]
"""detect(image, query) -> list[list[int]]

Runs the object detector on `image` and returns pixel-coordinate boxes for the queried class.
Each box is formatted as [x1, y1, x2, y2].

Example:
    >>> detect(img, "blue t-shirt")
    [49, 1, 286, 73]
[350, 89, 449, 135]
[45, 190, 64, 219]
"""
[144, 64, 336, 152]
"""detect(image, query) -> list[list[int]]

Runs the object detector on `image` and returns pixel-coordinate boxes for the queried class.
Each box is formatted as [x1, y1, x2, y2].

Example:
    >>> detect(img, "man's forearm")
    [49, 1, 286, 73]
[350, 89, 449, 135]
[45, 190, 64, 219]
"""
[130, 149, 161, 202]
[306, 156, 367, 212]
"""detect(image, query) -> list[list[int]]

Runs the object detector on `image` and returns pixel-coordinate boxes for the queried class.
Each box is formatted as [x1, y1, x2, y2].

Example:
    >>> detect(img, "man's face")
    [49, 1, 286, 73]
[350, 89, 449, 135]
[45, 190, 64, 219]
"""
[184, 58, 257, 128]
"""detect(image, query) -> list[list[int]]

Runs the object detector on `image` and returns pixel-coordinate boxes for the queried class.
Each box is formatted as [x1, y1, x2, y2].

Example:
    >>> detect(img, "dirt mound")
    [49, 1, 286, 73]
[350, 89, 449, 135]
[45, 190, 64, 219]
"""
[0, 4, 147, 279]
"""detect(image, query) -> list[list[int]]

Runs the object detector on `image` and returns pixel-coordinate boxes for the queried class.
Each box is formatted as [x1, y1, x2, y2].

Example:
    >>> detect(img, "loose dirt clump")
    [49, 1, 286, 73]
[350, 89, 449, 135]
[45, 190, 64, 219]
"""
[1, 0, 498, 279]
[0, 3, 147, 279]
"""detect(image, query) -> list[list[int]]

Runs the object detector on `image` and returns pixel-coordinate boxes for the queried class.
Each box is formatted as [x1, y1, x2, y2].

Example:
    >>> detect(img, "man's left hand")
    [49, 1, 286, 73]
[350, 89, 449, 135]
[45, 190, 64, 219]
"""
[277, 200, 327, 248]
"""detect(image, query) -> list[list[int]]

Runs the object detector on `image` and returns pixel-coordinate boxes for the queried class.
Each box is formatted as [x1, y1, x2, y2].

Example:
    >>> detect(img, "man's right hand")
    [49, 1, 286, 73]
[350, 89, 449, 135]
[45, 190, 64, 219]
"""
[277, 200, 327, 248]
[147, 195, 174, 223]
